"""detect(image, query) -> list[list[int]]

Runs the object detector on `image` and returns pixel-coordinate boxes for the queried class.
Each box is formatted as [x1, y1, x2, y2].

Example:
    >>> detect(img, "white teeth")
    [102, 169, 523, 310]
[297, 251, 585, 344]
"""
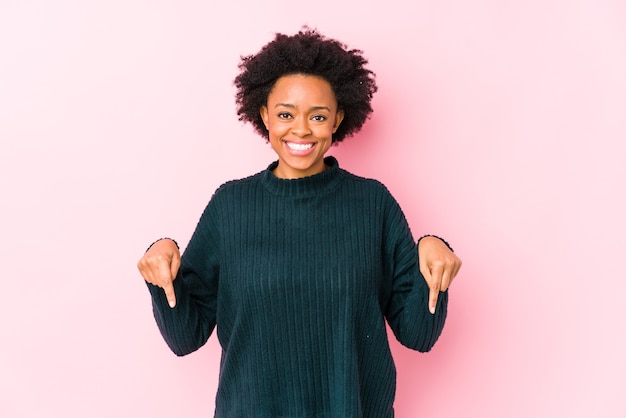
[286, 142, 313, 151]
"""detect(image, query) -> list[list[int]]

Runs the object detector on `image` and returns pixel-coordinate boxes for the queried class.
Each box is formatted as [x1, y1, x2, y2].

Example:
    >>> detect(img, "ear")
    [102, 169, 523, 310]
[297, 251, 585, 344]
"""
[260, 106, 269, 130]
[332, 109, 345, 134]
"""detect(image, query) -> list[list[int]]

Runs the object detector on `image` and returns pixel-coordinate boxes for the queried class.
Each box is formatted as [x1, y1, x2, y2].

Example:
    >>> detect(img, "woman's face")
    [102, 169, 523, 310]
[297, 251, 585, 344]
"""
[260, 74, 344, 179]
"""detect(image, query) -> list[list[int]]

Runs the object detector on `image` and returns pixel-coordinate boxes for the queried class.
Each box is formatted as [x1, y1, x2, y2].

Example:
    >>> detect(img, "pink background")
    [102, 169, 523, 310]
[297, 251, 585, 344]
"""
[1, 1, 625, 417]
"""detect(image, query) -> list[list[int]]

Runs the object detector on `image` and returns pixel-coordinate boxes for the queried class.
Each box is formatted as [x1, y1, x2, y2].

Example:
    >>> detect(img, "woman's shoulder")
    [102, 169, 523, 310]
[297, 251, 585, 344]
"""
[337, 167, 404, 214]
[212, 170, 264, 197]
[338, 167, 392, 195]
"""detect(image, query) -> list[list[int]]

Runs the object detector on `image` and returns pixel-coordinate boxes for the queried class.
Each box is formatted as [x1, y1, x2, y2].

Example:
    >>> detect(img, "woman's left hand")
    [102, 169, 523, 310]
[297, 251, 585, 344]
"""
[418, 236, 462, 314]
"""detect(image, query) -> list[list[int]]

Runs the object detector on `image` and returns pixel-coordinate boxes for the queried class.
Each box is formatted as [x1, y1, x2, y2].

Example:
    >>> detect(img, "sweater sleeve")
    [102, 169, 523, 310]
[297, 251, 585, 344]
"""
[381, 192, 448, 352]
[147, 200, 220, 356]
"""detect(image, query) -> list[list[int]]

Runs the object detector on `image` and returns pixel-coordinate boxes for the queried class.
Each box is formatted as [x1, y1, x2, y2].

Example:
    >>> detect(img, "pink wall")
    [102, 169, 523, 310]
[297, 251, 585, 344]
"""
[1, 1, 625, 417]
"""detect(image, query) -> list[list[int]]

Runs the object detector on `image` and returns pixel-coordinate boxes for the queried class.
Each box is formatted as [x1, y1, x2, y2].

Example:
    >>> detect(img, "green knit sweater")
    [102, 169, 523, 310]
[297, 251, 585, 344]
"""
[148, 156, 448, 417]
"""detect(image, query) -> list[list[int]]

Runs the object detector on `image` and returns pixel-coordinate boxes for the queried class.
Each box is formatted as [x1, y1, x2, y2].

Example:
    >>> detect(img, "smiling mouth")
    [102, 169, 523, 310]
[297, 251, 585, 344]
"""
[285, 141, 314, 151]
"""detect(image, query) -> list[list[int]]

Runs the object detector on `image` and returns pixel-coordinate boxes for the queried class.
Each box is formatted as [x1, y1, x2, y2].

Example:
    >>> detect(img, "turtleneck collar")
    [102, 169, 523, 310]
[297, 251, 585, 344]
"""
[261, 156, 344, 197]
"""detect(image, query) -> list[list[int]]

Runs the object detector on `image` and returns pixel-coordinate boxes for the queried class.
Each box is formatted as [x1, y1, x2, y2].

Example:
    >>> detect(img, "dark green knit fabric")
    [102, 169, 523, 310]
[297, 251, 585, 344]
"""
[148, 156, 448, 417]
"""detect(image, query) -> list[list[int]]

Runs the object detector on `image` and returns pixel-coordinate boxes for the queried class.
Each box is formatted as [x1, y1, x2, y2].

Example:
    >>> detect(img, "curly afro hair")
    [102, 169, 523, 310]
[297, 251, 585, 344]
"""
[234, 27, 377, 143]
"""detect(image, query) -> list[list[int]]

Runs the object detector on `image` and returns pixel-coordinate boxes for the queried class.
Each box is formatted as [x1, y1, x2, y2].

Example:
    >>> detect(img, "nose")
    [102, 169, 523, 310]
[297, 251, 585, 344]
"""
[291, 116, 311, 137]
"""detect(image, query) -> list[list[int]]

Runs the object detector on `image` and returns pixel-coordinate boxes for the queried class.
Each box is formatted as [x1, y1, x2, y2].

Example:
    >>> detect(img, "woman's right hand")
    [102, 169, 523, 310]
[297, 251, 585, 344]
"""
[137, 238, 181, 308]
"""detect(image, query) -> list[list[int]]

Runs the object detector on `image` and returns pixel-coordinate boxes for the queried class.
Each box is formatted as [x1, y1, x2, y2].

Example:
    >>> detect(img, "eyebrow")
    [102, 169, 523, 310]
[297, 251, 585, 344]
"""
[274, 103, 331, 112]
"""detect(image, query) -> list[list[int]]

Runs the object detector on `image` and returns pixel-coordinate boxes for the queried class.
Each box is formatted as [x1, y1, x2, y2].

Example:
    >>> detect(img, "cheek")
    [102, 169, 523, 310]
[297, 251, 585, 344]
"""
[322, 126, 336, 139]
[266, 122, 283, 138]
[312, 122, 334, 136]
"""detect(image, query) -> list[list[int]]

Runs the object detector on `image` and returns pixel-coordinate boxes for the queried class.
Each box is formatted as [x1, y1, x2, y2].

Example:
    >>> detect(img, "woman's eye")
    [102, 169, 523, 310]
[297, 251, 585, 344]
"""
[312, 115, 327, 122]
[278, 112, 292, 119]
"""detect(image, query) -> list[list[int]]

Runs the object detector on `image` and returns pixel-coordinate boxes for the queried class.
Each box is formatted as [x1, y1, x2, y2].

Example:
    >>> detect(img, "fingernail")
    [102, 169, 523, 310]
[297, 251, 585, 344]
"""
[429, 306, 435, 314]
[168, 300, 175, 308]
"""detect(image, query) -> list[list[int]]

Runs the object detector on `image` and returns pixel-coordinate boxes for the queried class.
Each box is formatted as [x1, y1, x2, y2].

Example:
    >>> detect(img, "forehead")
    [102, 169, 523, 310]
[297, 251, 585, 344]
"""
[268, 74, 337, 106]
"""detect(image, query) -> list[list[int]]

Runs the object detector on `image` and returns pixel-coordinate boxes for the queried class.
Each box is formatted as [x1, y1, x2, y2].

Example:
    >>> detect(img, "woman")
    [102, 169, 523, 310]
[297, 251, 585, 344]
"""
[138, 27, 461, 417]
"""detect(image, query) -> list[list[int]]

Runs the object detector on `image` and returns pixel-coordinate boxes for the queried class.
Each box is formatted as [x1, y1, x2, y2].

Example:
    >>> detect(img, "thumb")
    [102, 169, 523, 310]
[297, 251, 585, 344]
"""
[170, 250, 181, 280]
